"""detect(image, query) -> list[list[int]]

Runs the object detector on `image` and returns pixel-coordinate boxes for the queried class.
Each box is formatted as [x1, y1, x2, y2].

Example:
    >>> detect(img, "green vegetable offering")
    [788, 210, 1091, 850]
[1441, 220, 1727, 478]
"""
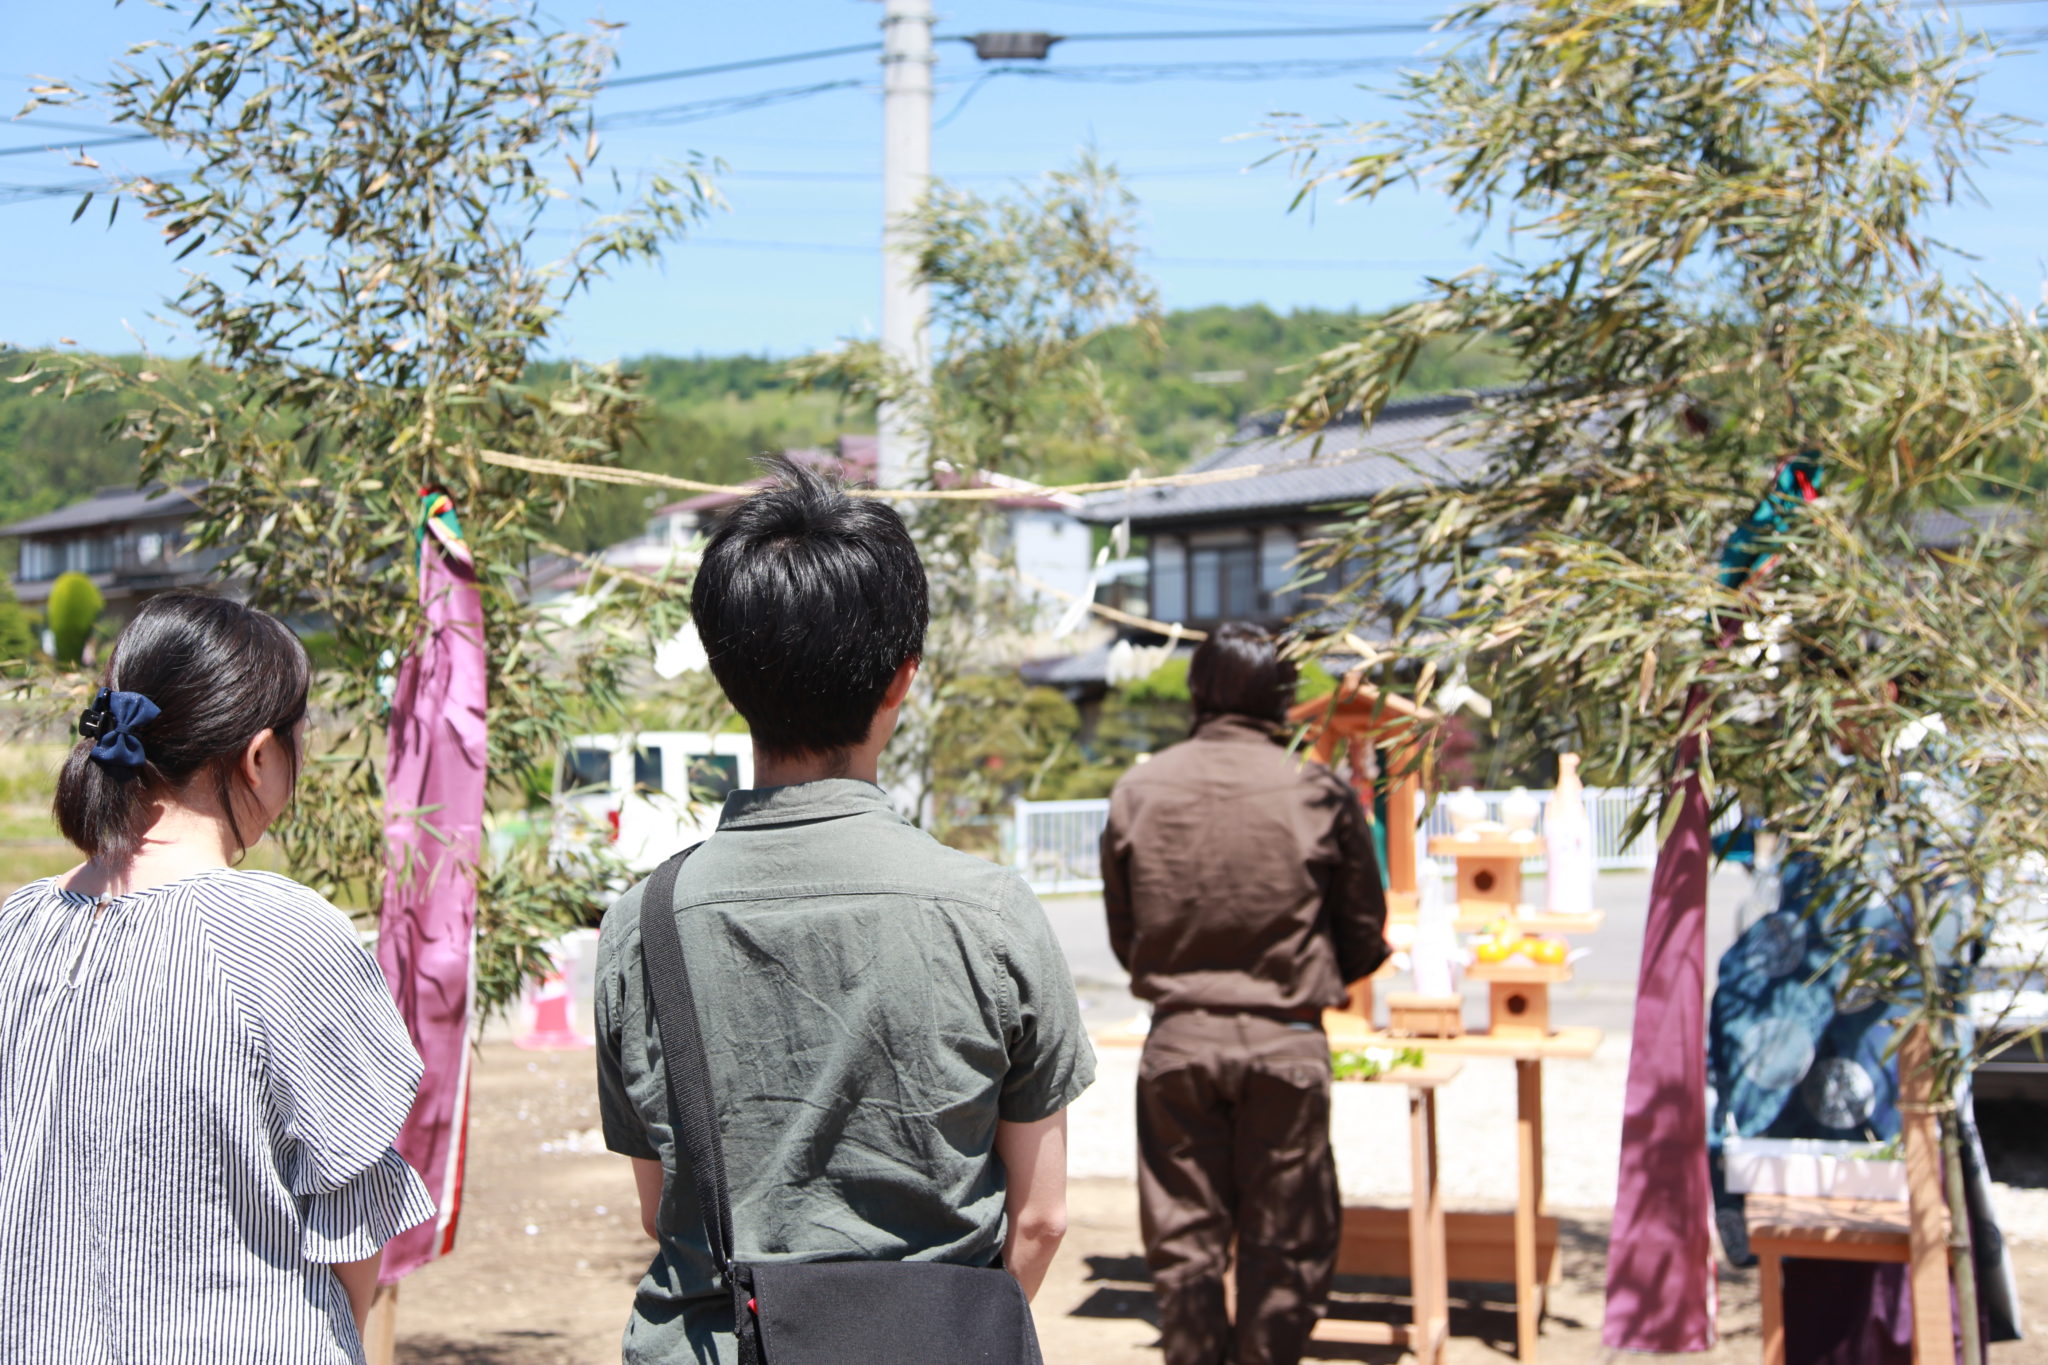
[1331, 1046, 1426, 1081]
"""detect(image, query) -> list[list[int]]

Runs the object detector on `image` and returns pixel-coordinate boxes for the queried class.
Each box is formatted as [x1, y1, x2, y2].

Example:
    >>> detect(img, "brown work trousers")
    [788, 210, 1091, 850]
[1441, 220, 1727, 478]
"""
[1137, 1008, 1340, 1365]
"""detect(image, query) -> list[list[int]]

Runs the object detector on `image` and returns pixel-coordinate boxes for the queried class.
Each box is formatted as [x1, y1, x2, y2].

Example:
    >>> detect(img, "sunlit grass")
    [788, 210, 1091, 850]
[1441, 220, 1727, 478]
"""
[0, 806, 57, 842]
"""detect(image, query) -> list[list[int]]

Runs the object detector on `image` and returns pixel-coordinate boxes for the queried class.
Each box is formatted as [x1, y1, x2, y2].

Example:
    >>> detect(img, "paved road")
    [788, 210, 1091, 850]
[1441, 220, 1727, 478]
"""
[1042, 867, 1758, 1037]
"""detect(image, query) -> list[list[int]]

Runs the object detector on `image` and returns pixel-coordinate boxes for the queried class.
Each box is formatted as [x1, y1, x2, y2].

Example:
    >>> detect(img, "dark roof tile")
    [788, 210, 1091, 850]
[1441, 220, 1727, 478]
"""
[1080, 392, 1495, 527]
[0, 484, 204, 538]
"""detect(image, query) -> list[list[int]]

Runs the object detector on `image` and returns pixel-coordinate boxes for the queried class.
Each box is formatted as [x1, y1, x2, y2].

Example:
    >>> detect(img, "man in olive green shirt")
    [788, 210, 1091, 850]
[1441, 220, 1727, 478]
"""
[595, 461, 1095, 1364]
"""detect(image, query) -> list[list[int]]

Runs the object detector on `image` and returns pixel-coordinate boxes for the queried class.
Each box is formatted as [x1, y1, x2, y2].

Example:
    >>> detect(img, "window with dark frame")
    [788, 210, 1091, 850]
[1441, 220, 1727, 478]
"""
[685, 754, 742, 803]
[563, 747, 611, 793]
[1190, 542, 1265, 622]
[632, 747, 664, 794]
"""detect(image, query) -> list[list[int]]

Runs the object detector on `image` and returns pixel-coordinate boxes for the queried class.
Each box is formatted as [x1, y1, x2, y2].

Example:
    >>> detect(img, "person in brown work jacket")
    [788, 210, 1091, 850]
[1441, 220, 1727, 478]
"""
[1101, 621, 1390, 1365]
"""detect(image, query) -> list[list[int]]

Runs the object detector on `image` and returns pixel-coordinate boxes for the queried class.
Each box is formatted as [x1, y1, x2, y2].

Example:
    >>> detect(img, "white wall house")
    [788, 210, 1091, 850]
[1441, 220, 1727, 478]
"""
[636, 436, 1097, 633]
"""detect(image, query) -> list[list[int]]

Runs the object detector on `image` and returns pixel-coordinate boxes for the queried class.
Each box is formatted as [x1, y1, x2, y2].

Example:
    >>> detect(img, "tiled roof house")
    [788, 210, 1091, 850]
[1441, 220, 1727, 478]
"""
[0, 483, 226, 617]
[1077, 392, 1493, 637]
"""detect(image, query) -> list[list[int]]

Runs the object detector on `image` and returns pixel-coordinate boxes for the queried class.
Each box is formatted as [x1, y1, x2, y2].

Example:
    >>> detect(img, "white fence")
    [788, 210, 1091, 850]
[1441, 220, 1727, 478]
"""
[1417, 787, 1669, 870]
[1012, 799, 1119, 895]
[1014, 787, 1690, 896]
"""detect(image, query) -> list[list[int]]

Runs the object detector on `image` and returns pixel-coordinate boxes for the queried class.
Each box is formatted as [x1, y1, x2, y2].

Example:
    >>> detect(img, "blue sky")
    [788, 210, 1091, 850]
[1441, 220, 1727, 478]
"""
[3, 0, 2045, 361]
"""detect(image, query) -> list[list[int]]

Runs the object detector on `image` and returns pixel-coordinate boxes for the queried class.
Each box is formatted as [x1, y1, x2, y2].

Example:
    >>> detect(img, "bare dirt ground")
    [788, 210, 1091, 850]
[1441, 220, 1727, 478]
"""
[394, 1044, 2048, 1365]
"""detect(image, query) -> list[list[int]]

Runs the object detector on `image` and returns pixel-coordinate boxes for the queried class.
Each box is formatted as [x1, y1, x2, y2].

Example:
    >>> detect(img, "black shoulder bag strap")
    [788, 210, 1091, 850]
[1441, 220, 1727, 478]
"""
[639, 845, 764, 1365]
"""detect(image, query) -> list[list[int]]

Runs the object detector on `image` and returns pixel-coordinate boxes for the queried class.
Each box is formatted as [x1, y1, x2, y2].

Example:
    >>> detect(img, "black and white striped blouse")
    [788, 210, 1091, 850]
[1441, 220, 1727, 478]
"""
[0, 867, 436, 1364]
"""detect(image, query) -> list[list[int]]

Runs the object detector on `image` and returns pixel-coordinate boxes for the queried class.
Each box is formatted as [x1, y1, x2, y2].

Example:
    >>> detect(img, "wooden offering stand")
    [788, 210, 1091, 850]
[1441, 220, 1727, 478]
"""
[1288, 671, 1442, 1024]
[1291, 679, 1609, 1359]
[1325, 985, 1599, 1363]
[1323, 860, 1602, 1362]
[1311, 1056, 1463, 1364]
[1749, 1027, 1958, 1365]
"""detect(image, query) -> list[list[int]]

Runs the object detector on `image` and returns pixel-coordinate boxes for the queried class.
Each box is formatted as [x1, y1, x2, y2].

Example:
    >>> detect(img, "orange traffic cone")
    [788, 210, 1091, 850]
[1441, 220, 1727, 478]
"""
[515, 970, 589, 1050]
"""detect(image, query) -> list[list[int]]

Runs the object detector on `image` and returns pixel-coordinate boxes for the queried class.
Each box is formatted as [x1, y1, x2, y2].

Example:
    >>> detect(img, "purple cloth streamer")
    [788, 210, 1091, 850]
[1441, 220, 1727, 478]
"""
[375, 536, 488, 1283]
[1603, 728, 1718, 1351]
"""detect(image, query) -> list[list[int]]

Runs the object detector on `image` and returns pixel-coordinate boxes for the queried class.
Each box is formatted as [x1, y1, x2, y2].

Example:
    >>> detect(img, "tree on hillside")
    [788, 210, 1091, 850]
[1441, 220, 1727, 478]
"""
[1282, 0, 2048, 1346]
[0, 357, 167, 540]
[794, 157, 1161, 836]
[1080, 304, 1519, 475]
[23, 0, 716, 1008]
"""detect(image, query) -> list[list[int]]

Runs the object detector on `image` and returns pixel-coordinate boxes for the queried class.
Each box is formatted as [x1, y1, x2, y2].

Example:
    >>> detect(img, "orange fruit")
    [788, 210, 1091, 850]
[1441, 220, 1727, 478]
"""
[1529, 938, 1567, 965]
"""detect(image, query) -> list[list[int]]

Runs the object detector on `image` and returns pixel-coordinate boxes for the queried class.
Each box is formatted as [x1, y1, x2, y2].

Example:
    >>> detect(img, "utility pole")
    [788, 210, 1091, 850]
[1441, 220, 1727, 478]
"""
[877, 0, 933, 489]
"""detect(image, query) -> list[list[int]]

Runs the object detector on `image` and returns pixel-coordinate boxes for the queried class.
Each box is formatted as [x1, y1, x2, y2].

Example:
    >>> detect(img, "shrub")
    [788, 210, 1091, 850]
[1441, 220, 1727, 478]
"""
[45, 573, 103, 667]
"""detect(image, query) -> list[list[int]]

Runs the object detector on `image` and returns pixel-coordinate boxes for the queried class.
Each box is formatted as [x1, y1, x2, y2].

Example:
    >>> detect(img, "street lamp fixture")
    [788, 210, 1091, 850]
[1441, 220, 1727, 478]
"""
[964, 32, 1064, 61]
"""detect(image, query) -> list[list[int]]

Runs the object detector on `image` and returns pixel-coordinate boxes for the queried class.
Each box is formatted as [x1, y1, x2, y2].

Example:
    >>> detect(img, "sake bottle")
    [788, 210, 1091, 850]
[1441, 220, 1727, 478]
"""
[1544, 753, 1596, 914]
[1410, 857, 1461, 997]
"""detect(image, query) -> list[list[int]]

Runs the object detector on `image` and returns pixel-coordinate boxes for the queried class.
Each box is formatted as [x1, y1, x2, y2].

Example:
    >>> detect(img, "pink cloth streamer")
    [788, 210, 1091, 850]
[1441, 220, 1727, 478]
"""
[1602, 725, 1717, 1350]
[375, 536, 487, 1283]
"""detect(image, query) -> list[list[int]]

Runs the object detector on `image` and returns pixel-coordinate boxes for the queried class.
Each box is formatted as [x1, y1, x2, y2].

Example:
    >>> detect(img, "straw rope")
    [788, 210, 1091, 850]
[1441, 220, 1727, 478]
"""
[493, 439, 1447, 654]
[536, 538, 695, 594]
[992, 555, 1210, 642]
[478, 440, 1388, 504]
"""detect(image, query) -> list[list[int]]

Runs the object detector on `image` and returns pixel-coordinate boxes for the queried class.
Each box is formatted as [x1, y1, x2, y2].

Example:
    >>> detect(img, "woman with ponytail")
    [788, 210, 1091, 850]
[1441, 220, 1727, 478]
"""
[0, 591, 435, 1365]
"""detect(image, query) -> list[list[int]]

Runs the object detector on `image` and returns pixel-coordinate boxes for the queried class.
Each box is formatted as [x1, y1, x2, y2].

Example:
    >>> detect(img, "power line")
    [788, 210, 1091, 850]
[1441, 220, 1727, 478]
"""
[596, 79, 870, 131]
[10, 10, 2043, 159]
[1013, 0, 1439, 23]
[589, 24, 1439, 95]
[0, 169, 179, 206]
[7, 117, 127, 136]
[1155, 253, 1471, 270]
[1046, 22, 1436, 41]
[0, 132, 149, 159]
[963, 56, 1420, 86]
[587, 160, 1277, 183]
[600, 42, 884, 91]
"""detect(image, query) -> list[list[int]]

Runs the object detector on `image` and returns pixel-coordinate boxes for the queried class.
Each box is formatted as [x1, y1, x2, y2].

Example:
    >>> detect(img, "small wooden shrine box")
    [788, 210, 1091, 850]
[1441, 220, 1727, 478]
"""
[1426, 834, 1538, 917]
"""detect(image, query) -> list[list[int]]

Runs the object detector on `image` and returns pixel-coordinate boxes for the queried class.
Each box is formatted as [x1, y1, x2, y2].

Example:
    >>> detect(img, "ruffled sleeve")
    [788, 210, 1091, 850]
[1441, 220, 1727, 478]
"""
[298, 1146, 439, 1264]
[206, 875, 439, 1262]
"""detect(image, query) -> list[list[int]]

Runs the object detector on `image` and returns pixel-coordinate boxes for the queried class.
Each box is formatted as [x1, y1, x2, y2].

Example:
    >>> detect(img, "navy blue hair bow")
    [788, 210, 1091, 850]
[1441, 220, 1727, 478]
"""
[78, 687, 161, 775]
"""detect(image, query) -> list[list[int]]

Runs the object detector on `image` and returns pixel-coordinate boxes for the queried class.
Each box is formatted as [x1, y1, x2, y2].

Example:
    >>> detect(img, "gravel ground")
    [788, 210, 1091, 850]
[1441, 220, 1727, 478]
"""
[394, 1044, 2048, 1364]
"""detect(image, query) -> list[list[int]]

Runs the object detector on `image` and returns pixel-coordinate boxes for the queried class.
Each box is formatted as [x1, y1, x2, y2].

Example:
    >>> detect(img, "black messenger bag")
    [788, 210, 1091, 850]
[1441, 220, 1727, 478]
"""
[638, 847, 1044, 1365]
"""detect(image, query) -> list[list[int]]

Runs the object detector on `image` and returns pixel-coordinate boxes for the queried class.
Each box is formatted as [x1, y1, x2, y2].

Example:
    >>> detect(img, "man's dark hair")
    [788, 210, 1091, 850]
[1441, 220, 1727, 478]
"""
[690, 459, 929, 759]
[1187, 621, 1297, 725]
[54, 591, 310, 861]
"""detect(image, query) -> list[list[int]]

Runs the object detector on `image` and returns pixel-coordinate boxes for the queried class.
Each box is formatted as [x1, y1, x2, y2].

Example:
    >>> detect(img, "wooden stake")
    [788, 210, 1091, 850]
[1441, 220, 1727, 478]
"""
[1899, 1027, 1953, 1365]
[363, 1284, 399, 1365]
[1515, 1058, 1544, 1359]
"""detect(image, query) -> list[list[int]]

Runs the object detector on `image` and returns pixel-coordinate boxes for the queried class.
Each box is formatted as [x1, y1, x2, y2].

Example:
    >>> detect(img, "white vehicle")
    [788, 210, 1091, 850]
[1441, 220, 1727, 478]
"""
[1973, 869, 2048, 1102]
[555, 731, 753, 873]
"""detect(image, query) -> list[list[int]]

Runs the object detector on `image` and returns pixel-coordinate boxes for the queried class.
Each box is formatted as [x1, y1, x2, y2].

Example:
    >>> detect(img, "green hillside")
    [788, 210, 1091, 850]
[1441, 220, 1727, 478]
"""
[1, 306, 1516, 556]
[1082, 303, 1515, 476]
[0, 357, 170, 543]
